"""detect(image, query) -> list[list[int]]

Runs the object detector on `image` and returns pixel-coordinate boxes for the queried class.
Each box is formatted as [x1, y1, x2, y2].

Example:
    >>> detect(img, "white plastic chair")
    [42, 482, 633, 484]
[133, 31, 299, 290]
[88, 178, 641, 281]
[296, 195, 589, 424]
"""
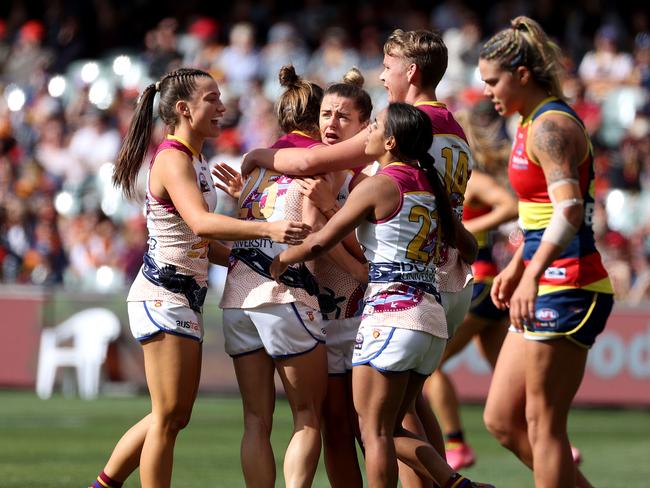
[36, 308, 121, 400]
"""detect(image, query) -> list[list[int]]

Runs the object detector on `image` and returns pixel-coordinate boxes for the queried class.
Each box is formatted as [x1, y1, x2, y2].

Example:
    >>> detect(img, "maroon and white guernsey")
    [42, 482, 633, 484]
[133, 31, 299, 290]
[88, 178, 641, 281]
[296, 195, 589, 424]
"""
[415, 101, 474, 293]
[127, 135, 217, 308]
[356, 163, 447, 339]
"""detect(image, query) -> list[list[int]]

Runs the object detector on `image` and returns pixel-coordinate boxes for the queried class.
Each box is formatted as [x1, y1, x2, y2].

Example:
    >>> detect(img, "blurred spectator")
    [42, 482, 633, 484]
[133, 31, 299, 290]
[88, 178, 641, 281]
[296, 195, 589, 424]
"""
[260, 22, 309, 101]
[430, 0, 466, 32]
[566, 77, 603, 137]
[50, 15, 86, 73]
[178, 17, 220, 68]
[68, 109, 120, 184]
[307, 27, 359, 86]
[2, 196, 30, 281]
[143, 18, 182, 79]
[630, 32, 650, 92]
[578, 24, 634, 101]
[216, 22, 261, 97]
[0, 19, 10, 69]
[439, 12, 482, 99]
[237, 79, 279, 152]
[65, 211, 125, 285]
[34, 114, 80, 186]
[3, 20, 52, 85]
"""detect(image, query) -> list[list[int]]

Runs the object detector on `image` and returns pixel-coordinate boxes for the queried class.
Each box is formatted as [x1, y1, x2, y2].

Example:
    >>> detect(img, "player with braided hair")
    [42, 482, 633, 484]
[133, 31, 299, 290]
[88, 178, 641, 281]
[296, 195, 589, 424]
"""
[479, 16, 613, 488]
[90, 68, 310, 488]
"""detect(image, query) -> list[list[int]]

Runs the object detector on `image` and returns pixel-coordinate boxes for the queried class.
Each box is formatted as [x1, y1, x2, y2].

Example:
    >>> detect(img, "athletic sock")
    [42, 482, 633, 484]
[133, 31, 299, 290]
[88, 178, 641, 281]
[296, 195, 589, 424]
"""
[446, 429, 465, 444]
[443, 473, 471, 488]
[92, 471, 123, 488]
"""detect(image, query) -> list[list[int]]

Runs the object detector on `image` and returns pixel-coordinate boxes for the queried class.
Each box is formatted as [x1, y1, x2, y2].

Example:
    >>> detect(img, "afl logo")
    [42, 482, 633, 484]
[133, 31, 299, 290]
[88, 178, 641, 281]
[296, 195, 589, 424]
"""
[536, 308, 559, 321]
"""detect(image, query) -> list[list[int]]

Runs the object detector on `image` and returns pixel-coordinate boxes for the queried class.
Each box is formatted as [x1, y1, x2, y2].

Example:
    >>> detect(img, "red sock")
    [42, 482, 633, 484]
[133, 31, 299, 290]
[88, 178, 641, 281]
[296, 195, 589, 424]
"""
[92, 470, 124, 488]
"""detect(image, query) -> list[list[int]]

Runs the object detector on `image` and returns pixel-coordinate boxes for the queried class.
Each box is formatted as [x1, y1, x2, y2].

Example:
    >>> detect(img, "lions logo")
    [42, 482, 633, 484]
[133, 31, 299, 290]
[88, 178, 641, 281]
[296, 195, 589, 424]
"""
[306, 310, 315, 321]
[372, 329, 381, 339]
[154, 300, 162, 307]
[354, 332, 364, 350]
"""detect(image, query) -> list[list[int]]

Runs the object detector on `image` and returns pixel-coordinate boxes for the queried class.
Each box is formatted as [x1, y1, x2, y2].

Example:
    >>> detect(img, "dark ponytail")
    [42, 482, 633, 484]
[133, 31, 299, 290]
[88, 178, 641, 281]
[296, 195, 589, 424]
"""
[113, 83, 157, 199]
[384, 102, 456, 247]
[418, 152, 456, 248]
[113, 67, 212, 199]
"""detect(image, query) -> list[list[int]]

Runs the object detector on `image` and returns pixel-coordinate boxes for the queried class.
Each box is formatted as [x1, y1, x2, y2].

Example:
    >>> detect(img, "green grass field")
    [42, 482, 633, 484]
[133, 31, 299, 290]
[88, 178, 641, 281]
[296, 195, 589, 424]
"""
[1, 390, 648, 487]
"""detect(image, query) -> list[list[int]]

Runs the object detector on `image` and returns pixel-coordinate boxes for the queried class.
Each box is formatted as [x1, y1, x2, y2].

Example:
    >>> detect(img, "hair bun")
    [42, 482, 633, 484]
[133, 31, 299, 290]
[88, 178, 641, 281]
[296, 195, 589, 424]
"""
[278, 65, 300, 87]
[342, 67, 364, 88]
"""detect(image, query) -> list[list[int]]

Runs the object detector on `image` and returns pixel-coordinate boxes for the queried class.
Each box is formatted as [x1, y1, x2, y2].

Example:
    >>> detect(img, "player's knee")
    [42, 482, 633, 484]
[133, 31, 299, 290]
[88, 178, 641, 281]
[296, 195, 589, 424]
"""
[292, 395, 323, 421]
[243, 410, 273, 437]
[157, 406, 193, 433]
[294, 407, 321, 430]
[484, 410, 514, 447]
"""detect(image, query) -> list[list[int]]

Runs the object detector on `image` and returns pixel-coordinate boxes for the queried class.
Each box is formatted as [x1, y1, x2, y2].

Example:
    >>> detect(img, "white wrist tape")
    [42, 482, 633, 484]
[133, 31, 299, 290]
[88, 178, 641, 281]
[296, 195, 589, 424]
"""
[541, 197, 583, 247]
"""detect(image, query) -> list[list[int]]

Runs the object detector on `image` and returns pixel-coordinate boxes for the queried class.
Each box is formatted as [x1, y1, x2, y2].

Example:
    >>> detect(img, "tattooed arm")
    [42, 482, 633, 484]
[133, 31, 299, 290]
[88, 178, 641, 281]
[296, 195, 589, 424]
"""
[508, 113, 587, 329]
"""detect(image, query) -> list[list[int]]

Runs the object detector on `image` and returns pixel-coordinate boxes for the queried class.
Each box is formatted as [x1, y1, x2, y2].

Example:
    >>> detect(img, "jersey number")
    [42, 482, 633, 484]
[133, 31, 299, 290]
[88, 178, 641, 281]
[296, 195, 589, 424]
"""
[239, 169, 279, 219]
[406, 205, 439, 263]
[440, 146, 470, 195]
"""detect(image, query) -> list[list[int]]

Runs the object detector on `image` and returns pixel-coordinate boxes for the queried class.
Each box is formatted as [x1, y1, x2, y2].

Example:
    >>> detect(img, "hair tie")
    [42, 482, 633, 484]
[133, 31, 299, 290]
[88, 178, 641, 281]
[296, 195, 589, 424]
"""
[155, 81, 161, 92]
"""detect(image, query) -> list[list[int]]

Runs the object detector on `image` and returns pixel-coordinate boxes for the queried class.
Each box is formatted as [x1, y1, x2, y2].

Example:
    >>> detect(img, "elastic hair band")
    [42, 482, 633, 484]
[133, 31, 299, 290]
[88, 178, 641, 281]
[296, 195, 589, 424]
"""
[155, 81, 161, 92]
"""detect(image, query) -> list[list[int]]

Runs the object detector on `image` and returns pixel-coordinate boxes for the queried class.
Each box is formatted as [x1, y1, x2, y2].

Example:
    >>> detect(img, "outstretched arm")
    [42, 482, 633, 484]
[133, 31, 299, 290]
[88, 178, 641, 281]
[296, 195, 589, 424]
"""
[242, 130, 373, 176]
[295, 174, 366, 262]
[303, 199, 368, 283]
[271, 175, 393, 279]
[157, 151, 311, 244]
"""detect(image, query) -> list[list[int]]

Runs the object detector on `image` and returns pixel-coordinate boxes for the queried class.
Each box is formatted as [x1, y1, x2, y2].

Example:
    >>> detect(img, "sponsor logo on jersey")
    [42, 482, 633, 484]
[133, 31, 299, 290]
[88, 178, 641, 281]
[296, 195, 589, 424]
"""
[544, 267, 567, 279]
[511, 153, 528, 170]
[355, 332, 364, 350]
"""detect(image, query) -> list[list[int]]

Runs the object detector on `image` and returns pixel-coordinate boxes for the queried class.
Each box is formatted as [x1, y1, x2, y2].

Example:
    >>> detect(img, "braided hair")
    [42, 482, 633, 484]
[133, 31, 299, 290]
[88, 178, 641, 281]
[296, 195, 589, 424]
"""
[113, 68, 212, 199]
[480, 16, 565, 99]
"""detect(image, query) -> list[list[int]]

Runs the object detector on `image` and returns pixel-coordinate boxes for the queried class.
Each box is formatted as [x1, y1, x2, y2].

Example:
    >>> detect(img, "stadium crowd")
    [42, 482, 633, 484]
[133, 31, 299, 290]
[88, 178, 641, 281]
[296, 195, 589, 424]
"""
[0, 0, 648, 302]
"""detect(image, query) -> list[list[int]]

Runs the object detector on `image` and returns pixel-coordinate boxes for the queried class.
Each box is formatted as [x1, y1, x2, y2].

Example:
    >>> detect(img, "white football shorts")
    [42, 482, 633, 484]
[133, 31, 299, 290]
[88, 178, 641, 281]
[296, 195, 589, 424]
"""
[352, 322, 446, 376]
[223, 302, 326, 358]
[326, 317, 360, 374]
[128, 300, 203, 342]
